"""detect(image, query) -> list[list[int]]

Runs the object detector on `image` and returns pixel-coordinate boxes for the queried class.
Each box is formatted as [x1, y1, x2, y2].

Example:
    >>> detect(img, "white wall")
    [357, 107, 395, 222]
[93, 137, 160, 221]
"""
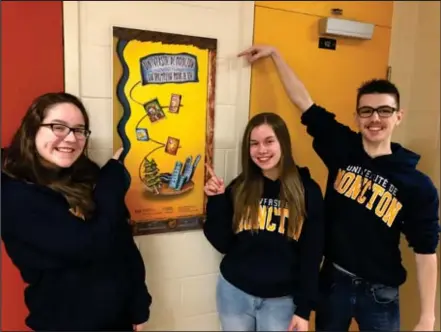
[388, 1, 419, 145]
[388, 1, 440, 176]
[389, 1, 440, 330]
[63, 1, 255, 330]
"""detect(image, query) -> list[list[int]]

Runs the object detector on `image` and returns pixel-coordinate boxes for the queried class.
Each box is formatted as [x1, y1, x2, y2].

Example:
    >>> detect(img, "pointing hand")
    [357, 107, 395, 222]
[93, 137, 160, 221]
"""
[204, 164, 225, 196]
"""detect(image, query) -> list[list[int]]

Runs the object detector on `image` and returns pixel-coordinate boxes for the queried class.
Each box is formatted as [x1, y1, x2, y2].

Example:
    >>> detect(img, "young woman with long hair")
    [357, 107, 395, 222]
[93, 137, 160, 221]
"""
[203, 112, 325, 331]
[1, 92, 152, 331]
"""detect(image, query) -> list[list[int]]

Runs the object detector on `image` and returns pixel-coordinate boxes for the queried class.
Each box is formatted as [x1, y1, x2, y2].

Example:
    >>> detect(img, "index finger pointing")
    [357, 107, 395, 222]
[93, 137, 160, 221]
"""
[237, 46, 254, 57]
[205, 163, 217, 178]
[205, 163, 223, 186]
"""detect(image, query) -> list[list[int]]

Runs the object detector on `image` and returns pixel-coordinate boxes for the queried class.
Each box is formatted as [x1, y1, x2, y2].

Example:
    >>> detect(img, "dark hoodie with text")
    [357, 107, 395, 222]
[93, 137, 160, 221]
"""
[300, 104, 440, 286]
[203, 167, 325, 320]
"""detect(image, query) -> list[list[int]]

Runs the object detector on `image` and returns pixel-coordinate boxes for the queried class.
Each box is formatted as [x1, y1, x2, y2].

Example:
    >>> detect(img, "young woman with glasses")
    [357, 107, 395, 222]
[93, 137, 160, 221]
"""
[2, 92, 152, 331]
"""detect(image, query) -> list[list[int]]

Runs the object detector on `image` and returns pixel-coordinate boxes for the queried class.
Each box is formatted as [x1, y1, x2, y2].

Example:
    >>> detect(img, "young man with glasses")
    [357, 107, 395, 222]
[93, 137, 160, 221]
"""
[238, 45, 440, 331]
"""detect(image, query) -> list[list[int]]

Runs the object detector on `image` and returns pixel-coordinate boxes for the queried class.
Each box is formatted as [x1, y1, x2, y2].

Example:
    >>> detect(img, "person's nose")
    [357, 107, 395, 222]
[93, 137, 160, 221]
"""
[63, 130, 77, 142]
[369, 110, 381, 122]
[258, 144, 267, 154]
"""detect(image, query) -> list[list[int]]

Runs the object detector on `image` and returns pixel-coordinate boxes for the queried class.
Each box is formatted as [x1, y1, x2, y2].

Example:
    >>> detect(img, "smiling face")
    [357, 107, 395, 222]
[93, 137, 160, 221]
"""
[249, 124, 282, 175]
[356, 93, 403, 144]
[35, 102, 89, 168]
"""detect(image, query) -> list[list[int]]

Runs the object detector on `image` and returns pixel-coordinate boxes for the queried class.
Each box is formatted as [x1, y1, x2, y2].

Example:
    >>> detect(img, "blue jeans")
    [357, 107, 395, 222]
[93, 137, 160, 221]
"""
[216, 273, 295, 331]
[315, 261, 400, 331]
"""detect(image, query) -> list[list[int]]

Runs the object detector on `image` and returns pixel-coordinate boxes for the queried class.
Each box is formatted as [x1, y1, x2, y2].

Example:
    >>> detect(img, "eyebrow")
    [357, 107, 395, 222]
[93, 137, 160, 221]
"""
[50, 119, 86, 128]
[359, 105, 396, 109]
[250, 136, 276, 142]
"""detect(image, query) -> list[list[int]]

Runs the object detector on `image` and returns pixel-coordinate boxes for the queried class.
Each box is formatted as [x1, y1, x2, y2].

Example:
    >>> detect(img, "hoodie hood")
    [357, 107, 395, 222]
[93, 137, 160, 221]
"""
[260, 166, 314, 193]
[297, 166, 312, 181]
[260, 166, 313, 185]
[390, 142, 420, 168]
[355, 133, 421, 171]
[372, 142, 420, 171]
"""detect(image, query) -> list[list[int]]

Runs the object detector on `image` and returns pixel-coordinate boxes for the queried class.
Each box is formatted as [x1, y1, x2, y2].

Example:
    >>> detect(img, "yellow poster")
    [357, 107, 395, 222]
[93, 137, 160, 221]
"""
[112, 27, 217, 235]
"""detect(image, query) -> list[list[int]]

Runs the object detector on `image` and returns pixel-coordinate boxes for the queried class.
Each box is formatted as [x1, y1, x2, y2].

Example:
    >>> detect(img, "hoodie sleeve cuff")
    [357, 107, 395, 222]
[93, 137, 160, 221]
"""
[295, 304, 311, 321]
[300, 103, 322, 124]
[130, 284, 151, 324]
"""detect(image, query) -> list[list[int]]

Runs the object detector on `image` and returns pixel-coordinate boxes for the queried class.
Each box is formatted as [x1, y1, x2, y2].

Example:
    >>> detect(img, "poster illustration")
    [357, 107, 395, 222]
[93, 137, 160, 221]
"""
[112, 26, 217, 235]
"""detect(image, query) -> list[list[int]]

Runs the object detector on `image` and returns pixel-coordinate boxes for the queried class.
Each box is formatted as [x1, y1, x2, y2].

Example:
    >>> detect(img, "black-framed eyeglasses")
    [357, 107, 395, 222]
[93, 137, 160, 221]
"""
[40, 123, 91, 140]
[356, 106, 397, 118]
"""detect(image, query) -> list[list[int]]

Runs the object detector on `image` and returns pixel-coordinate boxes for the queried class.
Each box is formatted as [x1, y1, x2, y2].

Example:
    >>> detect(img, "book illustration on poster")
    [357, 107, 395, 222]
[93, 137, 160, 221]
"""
[129, 85, 199, 196]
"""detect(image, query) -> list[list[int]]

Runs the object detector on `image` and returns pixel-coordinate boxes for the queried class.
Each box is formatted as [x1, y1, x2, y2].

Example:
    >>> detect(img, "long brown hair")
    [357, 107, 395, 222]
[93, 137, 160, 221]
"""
[2, 92, 100, 219]
[232, 112, 306, 239]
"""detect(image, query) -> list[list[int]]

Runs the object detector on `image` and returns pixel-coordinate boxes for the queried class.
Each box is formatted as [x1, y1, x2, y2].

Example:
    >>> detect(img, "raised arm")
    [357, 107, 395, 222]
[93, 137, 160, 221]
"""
[202, 165, 236, 254]
[239, 45, 313, 113]
[2, 158, 130, 268]
[239, 45, 359, 169]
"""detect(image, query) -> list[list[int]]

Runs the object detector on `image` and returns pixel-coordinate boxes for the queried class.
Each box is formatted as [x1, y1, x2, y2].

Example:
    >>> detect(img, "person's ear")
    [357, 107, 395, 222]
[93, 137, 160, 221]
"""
[395, 108, 404, 126]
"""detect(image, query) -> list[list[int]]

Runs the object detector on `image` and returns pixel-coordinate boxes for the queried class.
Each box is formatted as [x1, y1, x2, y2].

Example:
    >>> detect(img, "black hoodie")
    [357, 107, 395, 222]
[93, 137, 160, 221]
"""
[301, 104, 440, 286]
[203, 167, 325, 320]
[1, 158, 152, 331]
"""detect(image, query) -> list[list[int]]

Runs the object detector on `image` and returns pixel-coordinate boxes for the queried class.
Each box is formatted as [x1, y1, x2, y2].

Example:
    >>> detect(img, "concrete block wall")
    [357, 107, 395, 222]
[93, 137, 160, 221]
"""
[63, 1, 255, 330]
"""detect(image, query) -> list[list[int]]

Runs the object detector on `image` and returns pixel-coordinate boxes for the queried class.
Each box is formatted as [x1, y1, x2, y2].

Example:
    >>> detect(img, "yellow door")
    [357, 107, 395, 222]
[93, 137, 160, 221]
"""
[250, 5, 392, 330]
[250, 5, 392, 193]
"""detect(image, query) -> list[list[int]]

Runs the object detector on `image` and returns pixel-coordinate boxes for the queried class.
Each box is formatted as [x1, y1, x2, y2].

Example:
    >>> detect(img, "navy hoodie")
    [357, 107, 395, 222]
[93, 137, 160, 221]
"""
[1, 158, 152, 331]
[203, 167, 325, 320]
[301, 104, 440, 286]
